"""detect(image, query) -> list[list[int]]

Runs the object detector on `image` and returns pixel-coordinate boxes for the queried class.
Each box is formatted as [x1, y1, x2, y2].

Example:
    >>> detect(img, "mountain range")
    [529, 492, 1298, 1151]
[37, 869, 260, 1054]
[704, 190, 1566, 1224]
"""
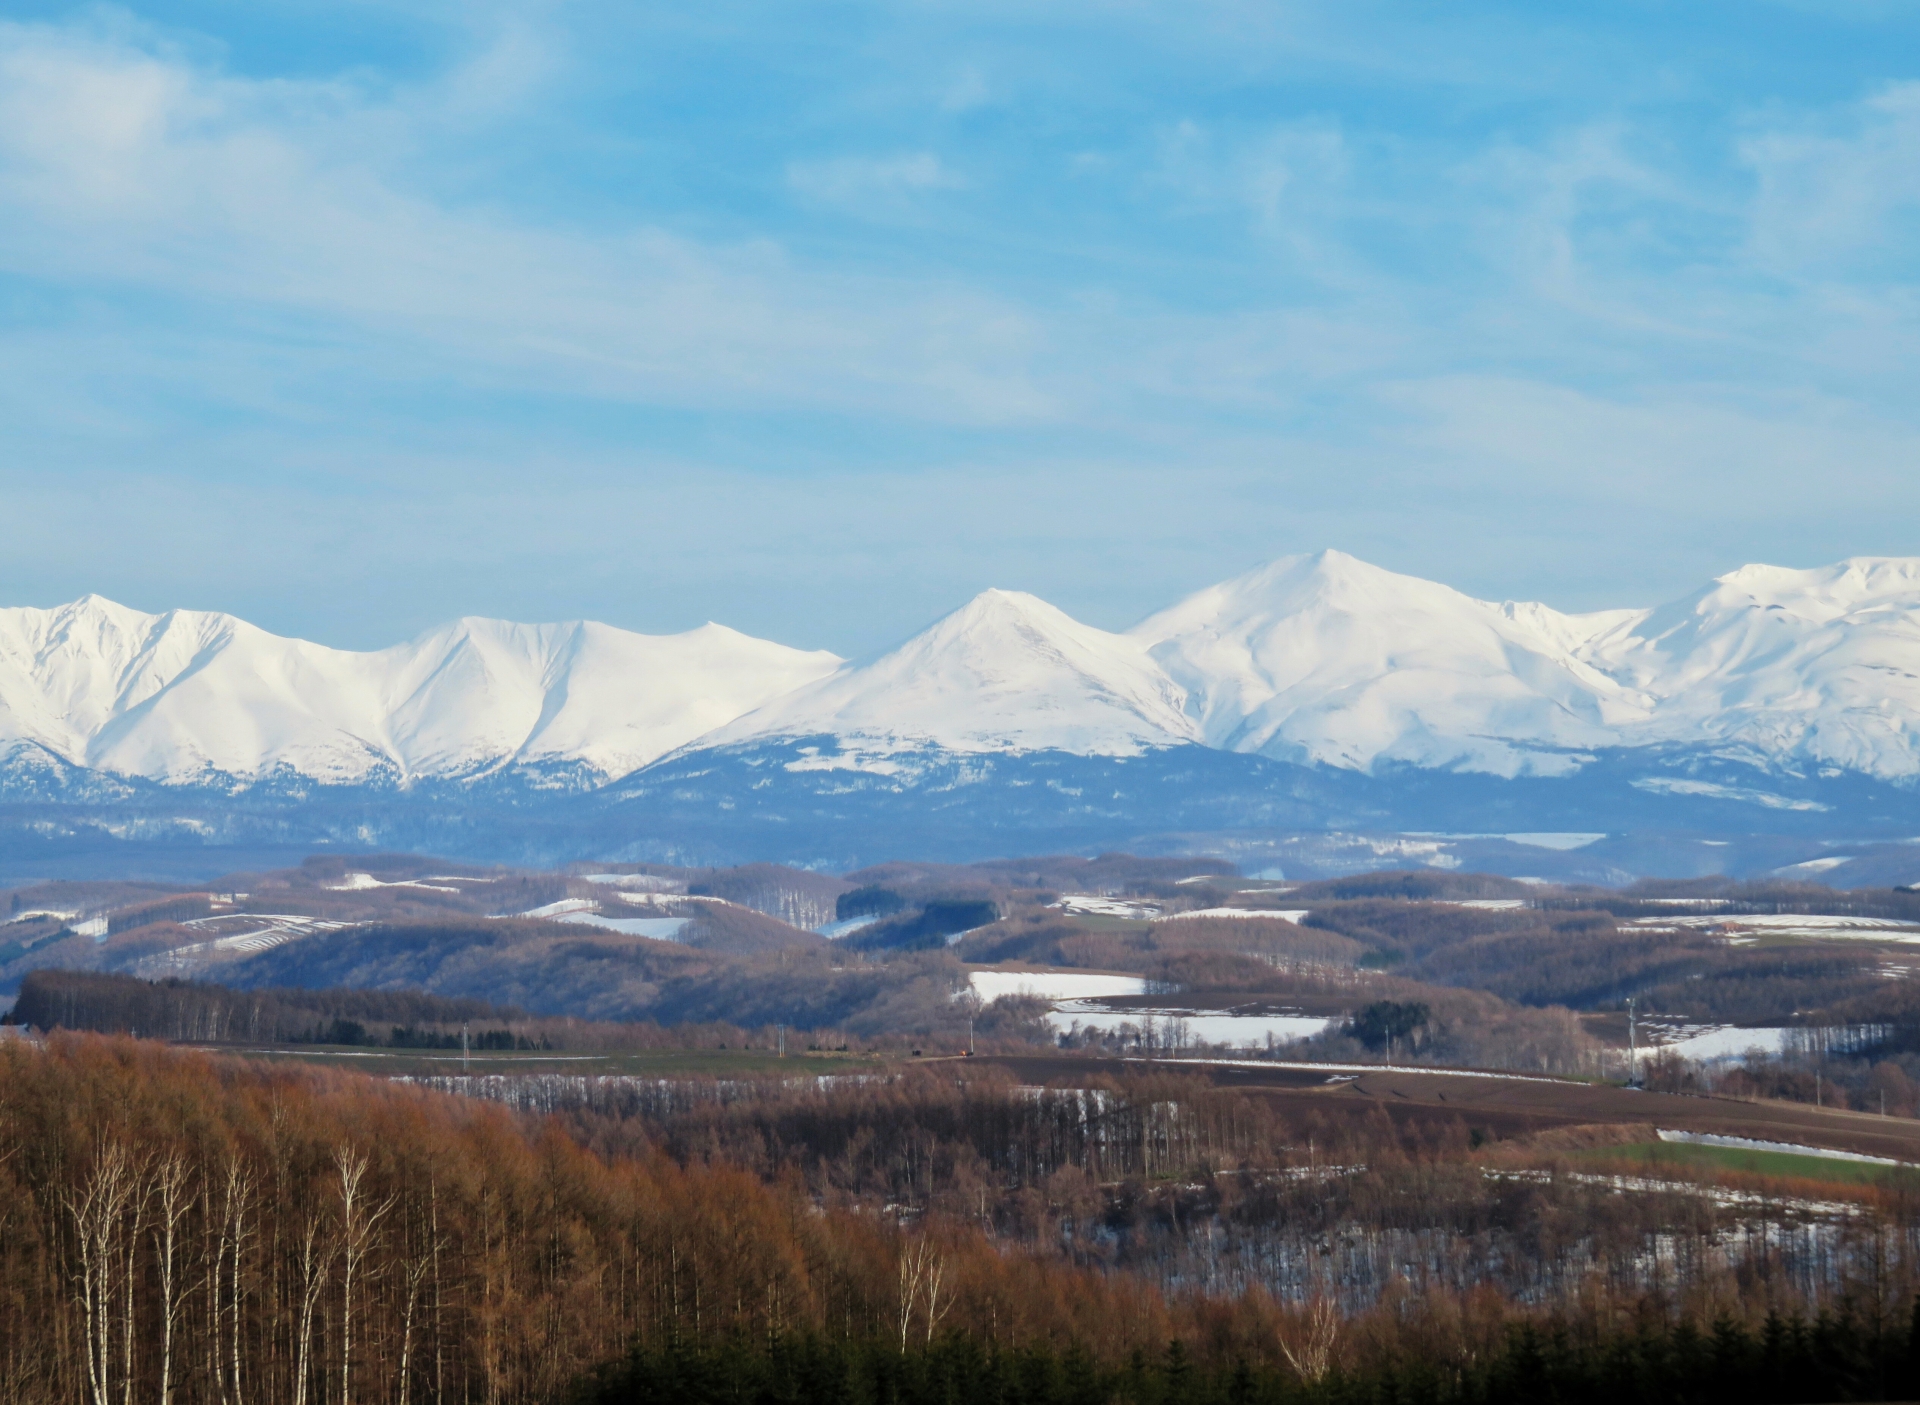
[6, 551, 1920, 882]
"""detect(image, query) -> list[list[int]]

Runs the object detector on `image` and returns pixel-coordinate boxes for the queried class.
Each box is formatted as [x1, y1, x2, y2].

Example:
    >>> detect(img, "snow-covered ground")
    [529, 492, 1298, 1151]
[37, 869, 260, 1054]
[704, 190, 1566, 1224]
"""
[1159, 907, 1308, 922]
[131, 914, 349, 975]
[1657, 1129, 1901, 1167]
[327, 871, 464, 893]
[1052, 895, 1163, 920]
[1635, 914, 1920, 943]
[968, 970, 1147, 1003]
[966, 968, 1332, 1050]
[521, 899, 598, 919]
[1051, 1004, 1334, 1047]
[556, 913, 689, 940]
[1648, 1026, 1794, 1063]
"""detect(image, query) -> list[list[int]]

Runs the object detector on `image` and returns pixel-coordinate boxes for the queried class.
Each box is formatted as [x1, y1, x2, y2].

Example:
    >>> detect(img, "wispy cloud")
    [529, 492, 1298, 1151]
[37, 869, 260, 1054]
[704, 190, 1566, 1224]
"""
[785, 151, 968, 213]
[2, 3, 1919, 648]
[0, 21, 1045, 426]
[1741, 81, 1920, 278]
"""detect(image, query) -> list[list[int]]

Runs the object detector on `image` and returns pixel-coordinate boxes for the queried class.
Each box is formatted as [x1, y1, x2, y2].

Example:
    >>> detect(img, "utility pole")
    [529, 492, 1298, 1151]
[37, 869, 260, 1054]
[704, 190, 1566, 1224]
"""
[461, 1020, 469, 1073]
[1626, 997, 1636, 1086]
[777, 1024, 785, 1058]
[968, 1014, 975, 1056]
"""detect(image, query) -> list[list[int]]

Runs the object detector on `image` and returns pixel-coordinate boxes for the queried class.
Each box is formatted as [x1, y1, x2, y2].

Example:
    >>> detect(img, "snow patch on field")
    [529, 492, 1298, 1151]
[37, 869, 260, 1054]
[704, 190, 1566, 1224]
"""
[1503, 833, 1607, 850]
[1159, 907, 1308, 923]
[1636, 913, 1920, 943]
[1658, 1129, 1902, 1167]
[556, 913, 688, 941]
[1053, 895, 1162, 920]
[968, 970, 1147, 1003]
[1651, 1026, 1794, 1062]
[1052, 1006, 1334, 1047]
[328, 872, 463, 893]
[520, 899, 598, 919]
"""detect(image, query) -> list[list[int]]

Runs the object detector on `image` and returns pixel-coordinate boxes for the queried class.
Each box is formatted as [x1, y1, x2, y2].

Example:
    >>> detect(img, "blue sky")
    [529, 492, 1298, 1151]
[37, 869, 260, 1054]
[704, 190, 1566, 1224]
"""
[3, 1, 1920, 653]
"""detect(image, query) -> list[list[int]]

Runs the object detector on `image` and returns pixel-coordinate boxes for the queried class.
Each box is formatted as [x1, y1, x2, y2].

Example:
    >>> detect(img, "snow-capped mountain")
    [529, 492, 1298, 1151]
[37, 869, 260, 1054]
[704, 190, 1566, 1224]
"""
[700, 589, 1198, 762]
[8, 553, 1920, 876]
[690, 550, 1920, 790]
[1130, 551, 1651, 778]
[0, 596, 840, 786]
[1574, 558, 1920, 780]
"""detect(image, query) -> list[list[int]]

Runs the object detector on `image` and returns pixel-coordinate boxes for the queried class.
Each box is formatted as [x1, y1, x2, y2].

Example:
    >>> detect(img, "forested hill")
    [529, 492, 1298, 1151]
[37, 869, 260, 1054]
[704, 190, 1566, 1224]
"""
[6, 1037, 1920, 1403]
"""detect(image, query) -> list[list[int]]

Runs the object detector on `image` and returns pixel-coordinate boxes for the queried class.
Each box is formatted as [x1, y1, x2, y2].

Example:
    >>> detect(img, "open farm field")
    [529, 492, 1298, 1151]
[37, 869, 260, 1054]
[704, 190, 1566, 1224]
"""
[196, 1043, 879, 1078]
[1566, 1139, 1910, 1186]
[967, 1051, 1920, 1163]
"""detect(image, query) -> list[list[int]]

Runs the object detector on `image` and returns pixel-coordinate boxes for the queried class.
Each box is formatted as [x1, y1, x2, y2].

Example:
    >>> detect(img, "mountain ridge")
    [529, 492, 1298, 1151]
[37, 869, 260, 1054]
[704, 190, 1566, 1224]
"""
[0, 596, 842, 787]
[7, 550, 1920, 811]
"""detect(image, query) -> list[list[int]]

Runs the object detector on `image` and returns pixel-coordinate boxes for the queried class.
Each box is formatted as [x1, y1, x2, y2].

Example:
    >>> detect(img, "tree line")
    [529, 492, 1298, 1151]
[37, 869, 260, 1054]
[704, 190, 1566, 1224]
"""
[9, 1037, 1920, 1403]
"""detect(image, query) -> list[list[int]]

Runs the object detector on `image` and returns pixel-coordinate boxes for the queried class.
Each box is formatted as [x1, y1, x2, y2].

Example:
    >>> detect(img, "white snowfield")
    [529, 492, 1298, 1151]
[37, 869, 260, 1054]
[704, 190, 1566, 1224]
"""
[1052, 894, 1164, 920]
[1633, 914, 1920, 943]
[967, 970, 1148, 1003]
[1051, 1005, 1334, 1047]
[16, 551, 1920, 786]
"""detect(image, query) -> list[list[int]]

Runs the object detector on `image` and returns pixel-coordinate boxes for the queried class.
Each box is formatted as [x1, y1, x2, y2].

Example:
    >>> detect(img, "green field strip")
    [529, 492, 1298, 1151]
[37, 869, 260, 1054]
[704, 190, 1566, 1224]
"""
[1570, 1140, 1914, 1186]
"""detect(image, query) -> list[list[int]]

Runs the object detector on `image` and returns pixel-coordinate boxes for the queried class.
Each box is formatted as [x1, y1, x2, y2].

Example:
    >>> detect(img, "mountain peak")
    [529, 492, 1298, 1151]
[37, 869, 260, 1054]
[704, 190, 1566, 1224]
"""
[1132, 549, 1638, 776]
[11, 551, 1920, 800]
[1711, 557, 1920, 614]
[918, 588, 1096, 647]
[704, 589, 1197, 758]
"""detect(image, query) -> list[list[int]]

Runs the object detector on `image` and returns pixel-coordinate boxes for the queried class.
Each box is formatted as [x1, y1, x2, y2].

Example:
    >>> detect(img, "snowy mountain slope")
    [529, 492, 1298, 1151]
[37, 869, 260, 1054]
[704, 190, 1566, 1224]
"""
[0, 597, 840, 785]
[364, 617, 841, 780]
[9, 552, 1920, 809]
[1577, 558, 1920, 779]
[699, 589, 1199, 764]
[1128, 551, 1654, 777]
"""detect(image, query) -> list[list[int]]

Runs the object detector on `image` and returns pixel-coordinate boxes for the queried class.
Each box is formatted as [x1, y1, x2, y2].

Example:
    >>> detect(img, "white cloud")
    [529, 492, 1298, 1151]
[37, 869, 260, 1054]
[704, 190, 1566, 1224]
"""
[941, 66, 992, 113]
[785, 151, 968, 208]
[4, 6, 1920, 647]
[1741, 81, 1920, 278]
[0, 21, 1043, 426]
[1379, 374, 1920, 516]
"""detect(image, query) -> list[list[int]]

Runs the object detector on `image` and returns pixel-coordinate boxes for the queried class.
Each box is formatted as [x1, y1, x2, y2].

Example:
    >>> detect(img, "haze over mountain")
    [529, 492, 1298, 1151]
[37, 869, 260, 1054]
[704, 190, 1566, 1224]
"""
[5, 552, 1920, 879]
